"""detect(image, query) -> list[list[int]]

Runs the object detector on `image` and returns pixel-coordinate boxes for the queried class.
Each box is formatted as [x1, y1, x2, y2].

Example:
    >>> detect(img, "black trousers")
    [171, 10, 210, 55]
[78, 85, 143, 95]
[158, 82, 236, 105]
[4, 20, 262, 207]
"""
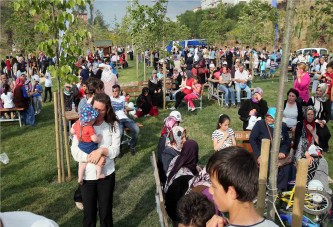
[43, 87, 52, 102]
[81, 172, 115, 227]
[175, 92, 186, 108]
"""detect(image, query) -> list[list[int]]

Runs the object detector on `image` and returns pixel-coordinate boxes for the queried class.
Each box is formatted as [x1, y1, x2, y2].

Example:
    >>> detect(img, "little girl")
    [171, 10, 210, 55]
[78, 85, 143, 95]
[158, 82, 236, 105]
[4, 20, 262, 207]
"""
[70, 103, 104, 184]
[212, 114, 236, 152]
[184, 76, 202, 111]
[1, 84, 15, 119]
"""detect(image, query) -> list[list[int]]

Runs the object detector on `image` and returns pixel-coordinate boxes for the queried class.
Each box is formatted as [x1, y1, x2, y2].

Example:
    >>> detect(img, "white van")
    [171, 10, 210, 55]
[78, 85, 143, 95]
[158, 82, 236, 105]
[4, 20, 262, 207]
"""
[296, 48, 328, 56]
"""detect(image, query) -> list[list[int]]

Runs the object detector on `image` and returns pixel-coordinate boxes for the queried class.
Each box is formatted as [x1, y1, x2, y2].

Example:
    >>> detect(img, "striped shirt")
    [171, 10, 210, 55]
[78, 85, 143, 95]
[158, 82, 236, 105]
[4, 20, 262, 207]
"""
[212, 128, 235, 150]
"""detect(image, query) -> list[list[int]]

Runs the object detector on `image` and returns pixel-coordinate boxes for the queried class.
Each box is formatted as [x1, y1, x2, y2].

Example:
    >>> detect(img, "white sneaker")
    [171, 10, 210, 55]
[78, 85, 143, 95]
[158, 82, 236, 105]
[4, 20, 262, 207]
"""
[75, 202, 84, 210]
[169, 107, 176, 110]
[191, 107, 196, 111]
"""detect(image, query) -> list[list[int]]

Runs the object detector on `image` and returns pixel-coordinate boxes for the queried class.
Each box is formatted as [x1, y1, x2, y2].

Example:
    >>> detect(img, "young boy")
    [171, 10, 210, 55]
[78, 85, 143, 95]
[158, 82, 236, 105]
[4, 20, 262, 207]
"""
[176, 192, 215, 227]
[32, 78, 43, 115]
[206, 146, 278, 227]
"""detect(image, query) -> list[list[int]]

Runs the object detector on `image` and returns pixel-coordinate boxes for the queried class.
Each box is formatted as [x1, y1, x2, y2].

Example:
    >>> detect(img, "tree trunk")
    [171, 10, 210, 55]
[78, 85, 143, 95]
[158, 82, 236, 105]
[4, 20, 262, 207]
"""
[267, 0, 296, 220]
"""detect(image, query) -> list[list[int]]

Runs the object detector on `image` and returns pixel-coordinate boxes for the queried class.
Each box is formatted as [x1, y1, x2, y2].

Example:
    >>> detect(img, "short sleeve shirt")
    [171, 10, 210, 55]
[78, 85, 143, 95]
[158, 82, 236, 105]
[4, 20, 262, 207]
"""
[212, 128, 234, 150]
[73, 120, 95, 142]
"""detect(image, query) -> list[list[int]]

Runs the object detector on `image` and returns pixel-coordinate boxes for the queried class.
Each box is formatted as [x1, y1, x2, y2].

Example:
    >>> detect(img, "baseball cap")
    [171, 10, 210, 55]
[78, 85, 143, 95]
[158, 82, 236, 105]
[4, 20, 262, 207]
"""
[169, 110, 182, 122]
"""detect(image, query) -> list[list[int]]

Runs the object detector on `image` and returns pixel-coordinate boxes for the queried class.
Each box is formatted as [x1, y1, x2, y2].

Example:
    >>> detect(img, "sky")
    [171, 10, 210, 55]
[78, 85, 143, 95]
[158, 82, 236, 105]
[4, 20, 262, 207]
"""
[93, 0, 201, 29]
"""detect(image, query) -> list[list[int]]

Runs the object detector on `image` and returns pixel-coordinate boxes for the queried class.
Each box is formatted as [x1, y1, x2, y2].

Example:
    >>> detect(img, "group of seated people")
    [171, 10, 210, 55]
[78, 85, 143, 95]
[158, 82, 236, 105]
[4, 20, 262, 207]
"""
[156, 111, 279, 226]
[0, 72, 44, 125]
[155, 79, 332, 226]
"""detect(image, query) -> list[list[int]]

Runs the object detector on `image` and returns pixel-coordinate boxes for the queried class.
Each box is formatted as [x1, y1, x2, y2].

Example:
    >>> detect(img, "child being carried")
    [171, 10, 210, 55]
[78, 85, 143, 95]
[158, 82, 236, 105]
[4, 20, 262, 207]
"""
[70, 103, 104, 184]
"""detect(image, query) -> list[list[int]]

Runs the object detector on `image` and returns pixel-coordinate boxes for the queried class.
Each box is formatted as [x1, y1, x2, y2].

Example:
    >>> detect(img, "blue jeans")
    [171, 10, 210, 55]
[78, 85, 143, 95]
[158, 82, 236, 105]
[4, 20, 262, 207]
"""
[119, 118, 140, 149]
[331, 103, 333, 120]
[218, 84, 235, 105]
[235, 83, 251, 103]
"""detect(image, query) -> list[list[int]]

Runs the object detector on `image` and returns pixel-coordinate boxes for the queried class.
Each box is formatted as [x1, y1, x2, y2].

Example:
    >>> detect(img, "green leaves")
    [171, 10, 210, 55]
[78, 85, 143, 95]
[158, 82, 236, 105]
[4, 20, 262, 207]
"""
[128, 0, 168, 52]
[12, 0, 91, 86]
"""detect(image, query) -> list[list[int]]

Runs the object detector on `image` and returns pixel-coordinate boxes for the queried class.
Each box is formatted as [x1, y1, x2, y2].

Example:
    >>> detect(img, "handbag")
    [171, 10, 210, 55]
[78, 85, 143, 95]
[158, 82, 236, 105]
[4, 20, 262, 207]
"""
[265, 122, 293, 167]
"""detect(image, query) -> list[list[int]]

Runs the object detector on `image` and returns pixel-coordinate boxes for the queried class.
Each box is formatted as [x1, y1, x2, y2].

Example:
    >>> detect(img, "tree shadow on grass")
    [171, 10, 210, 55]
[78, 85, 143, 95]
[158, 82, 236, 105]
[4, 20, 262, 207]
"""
[114, 186, 155, 227]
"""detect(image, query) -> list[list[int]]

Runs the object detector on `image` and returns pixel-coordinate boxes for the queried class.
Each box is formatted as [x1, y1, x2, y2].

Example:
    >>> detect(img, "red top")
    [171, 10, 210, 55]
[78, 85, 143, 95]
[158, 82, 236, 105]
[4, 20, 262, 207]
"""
[78, 88, 85, 99]
[324, 72, 333, 95]
[191, 68, 197, 77]
[73, 120, 95, 142]
[183, 77, 194, 95]
[5, 59, 11, 70]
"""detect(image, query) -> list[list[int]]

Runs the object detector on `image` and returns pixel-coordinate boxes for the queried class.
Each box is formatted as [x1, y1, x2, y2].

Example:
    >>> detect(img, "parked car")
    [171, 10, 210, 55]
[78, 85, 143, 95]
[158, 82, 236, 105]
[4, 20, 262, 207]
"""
[296, 48, 328, 57]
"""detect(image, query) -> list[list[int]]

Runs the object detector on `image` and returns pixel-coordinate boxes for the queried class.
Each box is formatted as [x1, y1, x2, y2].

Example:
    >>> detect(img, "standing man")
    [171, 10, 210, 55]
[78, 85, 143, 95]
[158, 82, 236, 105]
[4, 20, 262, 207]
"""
[110, 84, 139, 156]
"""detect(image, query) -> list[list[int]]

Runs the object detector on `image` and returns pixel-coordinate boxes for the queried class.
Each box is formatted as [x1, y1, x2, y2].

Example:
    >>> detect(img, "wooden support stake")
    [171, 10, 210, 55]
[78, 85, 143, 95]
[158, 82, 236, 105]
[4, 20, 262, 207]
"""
[57, 91, 65, 183]
[136, 52, 139, 78]
[53, 91, 62, 183]
[163, 63, 166, 110]
[256, 139, 270, 216]
[144, 56, 146, 81]
[60, 92, 71, 181]
[292, 159, 308, 227]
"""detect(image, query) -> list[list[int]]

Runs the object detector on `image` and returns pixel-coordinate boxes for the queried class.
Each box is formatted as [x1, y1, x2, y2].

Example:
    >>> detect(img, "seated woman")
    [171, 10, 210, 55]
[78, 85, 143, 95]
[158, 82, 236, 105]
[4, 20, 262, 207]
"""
[307, 83, 331, 152]
[238, 87, 268, 130]
[172, 70, 194, 110]
[282, 88, 303, 131]
[135, 87, 153, 118]
[164, 140, 199, 223]
[148, 70, 163, 107]
[217, 65, 235, 108]
[184, 76, 202, 111]
[161, 126, 187, 183]
[250, 107, 293, 191]
[293, 106, 332, 194]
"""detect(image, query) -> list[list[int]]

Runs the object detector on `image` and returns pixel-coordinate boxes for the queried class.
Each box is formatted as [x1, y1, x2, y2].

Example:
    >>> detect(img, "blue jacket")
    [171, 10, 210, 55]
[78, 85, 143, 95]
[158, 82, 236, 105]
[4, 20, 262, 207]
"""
[249, 119, 290, 158]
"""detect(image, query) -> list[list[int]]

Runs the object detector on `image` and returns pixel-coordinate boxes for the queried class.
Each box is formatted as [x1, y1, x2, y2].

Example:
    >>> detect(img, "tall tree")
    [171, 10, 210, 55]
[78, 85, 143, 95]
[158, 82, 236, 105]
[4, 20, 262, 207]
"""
[128, 0, 168, 52]
[88, 0, 94, 25]
[307, 0, 333, 45]
[14, 0, 91, 85]
[227, 0, 274, 47]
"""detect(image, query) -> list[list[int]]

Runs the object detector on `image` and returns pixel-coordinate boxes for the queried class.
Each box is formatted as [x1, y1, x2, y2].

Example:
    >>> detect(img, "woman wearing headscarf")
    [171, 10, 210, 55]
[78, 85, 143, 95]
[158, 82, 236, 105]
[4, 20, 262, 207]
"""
[293, 106, 332, 194]
[101, 64, 118, 97]
[160, 126, 187, 184]
[164, 139, 199, 223]
[307, 83, 331, 152]
[148, 70, 163, 107]
[238, 87, 268, 130]
[172, 70, 194, 110]
[134, 87, 153, 118]
[250, 107, 293, 191]
[13, 73, 36, 125]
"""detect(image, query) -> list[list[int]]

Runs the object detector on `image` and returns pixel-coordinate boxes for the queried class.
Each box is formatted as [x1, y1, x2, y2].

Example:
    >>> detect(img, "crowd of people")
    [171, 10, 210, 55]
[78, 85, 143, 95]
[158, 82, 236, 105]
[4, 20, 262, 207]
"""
[2, 43, 333, 227]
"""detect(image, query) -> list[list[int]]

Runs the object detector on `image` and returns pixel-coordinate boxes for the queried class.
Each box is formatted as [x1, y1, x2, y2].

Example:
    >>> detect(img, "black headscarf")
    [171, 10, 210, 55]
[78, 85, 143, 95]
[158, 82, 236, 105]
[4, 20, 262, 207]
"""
[166, 139, 199, 184]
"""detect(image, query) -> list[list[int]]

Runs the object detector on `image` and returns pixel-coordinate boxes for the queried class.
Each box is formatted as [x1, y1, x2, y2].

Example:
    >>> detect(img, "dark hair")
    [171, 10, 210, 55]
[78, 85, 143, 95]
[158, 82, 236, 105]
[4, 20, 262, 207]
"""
[327, 61, 333, 69]
[112, 84, 120, 90]
[96, 79, 104, 90]
[86, 77, 99, 94]
[3, 84, 10, 95]
[177, 192, 215, 227]
[207, 146, 259, 202]
[142, 87, 149, 95]
[216, 114, 230, 129]
[92, 93, 118, 131]
[287, 88, 299, 98]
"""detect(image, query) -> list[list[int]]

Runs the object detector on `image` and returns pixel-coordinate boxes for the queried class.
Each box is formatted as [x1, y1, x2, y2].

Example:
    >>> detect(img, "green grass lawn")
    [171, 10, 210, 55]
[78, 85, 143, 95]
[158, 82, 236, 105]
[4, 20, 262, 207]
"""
[1, 59, 332, 226]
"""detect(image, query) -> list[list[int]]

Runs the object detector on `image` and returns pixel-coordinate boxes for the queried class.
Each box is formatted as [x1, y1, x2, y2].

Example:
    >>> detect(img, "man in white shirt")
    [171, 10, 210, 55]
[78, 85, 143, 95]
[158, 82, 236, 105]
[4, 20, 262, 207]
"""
[110, 84, 139, 155]
[234, 64, 251, 107]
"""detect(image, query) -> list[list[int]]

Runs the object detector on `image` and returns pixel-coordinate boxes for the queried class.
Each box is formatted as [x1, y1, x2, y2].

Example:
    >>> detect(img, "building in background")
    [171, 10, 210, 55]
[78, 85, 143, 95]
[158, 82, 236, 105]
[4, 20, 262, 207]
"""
[201, 0, 284, 9]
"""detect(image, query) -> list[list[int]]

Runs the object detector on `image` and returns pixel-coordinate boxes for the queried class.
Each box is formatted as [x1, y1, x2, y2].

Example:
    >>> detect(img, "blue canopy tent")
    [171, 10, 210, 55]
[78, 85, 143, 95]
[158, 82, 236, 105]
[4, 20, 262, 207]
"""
[166, 39, 207, 52]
